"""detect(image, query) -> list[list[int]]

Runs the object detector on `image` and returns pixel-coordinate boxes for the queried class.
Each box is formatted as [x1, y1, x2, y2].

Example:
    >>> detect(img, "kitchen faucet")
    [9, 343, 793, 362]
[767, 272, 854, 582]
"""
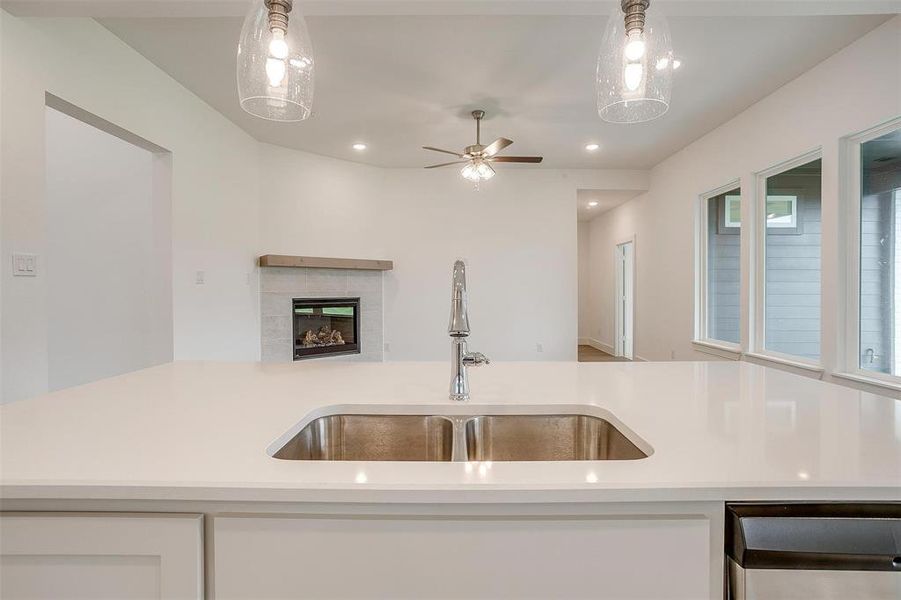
[448, 260, 490, 401]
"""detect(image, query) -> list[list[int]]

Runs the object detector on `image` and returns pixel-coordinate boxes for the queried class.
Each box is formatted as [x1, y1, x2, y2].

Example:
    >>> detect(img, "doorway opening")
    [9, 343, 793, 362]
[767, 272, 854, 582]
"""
[614, 239, 634, 359]
[577, 189, 643, 363]
[44, 94, 173, 392]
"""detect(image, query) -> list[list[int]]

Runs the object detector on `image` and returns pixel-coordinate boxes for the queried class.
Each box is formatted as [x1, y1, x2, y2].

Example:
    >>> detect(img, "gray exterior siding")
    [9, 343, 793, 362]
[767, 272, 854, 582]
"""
[858, 155, 900, 374]
[706, 193, 740, 344]
[764, 166, 822, 361]
[858, 192, 892, 372]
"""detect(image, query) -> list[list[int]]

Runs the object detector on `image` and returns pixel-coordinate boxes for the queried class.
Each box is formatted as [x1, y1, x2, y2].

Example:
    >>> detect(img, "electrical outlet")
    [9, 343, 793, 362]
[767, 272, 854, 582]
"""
[670, 350, 676, 360]
[536, 343, 544, 353]
[12, 253, 37, 277]
[195, 270, 205, 285]
[384, 342, 390, 353]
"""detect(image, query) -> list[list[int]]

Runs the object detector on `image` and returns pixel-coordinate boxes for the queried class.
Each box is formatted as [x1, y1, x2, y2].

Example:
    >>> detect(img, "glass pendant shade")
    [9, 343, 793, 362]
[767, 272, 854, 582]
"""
[237, 0, 314, 122]
[596, 5, 673, 123]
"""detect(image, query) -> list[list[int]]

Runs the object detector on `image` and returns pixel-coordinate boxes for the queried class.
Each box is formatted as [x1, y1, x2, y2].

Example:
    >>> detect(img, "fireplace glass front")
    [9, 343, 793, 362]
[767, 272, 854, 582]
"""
[293, 298, 360, 360]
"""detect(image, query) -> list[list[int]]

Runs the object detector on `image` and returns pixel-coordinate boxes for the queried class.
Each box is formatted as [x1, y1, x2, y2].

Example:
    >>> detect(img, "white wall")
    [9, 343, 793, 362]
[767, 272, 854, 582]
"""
[259, 142, 648, 361]
[584, 17, 901, 389]
[45, 107, 172, 390]
[1, 14, 260, 402]
[577, 221, 590, 340]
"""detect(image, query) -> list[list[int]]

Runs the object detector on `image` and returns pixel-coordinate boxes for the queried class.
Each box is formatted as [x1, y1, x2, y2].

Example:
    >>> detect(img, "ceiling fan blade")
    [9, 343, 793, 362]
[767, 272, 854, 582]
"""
[424, 160, 467, 169]
[488, 156, 543, 163]
[481, 137, 513, 157]
[422, 146, 464, 158]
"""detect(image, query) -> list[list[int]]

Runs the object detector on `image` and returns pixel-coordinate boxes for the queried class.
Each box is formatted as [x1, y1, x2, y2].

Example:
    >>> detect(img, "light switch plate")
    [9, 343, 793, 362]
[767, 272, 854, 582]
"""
[12, 253, 37, 277]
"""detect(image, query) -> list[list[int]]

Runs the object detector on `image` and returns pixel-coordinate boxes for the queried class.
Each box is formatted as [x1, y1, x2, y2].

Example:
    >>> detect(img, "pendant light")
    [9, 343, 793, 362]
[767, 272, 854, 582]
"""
[597, 0, 674, 123]
[237, 0, 314, 122]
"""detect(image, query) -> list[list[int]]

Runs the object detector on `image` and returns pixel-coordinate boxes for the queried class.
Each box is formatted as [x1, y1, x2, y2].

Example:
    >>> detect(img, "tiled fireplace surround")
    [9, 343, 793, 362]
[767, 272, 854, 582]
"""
[260, 267, 384, 362]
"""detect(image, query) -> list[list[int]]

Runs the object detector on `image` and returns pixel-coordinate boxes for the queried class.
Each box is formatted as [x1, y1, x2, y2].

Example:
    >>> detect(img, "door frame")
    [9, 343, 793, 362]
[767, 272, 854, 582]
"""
[614, 235, 636, 359]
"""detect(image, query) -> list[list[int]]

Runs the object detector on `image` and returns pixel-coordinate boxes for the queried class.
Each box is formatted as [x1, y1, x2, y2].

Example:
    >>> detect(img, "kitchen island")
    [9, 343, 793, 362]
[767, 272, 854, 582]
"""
[2, 361, 899, 599]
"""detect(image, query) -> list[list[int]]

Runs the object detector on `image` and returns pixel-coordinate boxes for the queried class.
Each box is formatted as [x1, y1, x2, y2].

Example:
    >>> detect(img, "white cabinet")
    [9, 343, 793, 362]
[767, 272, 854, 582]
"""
[0, 513, 203, 600]
[213, 514, 711, 599]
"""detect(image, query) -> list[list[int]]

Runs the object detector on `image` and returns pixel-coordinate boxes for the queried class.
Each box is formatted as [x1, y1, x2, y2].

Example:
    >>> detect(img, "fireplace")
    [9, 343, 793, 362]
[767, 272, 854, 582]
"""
[293, 297, 360, 360]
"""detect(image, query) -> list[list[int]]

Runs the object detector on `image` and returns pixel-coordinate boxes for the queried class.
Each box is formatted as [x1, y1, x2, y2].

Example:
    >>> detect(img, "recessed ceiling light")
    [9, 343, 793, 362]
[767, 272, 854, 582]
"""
[588, 201, 599, 207]
[584, 143, 600, 151]
[352, 142, 367, 151]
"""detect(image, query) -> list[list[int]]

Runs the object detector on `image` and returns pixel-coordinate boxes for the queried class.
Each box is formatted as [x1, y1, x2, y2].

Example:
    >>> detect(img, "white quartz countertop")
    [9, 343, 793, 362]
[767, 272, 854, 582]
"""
[1, 361, 899, 504]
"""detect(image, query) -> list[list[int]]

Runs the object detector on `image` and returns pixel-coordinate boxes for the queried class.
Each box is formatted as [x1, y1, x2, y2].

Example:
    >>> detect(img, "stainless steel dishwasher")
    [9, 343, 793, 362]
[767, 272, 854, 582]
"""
[725, 503, 901, 600]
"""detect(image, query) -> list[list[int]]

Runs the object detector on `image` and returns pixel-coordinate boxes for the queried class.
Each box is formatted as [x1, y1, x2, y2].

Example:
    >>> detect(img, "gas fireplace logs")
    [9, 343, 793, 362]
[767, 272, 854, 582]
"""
[300, 326, 345, 348]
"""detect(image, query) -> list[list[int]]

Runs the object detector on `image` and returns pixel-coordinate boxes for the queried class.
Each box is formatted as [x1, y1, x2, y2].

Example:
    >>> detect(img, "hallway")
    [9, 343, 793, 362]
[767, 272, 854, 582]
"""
[577, 345, 632, 363]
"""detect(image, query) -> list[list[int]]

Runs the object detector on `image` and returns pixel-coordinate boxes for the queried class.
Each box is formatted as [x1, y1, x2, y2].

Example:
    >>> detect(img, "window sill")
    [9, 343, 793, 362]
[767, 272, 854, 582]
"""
[691, 340, 742, 360]
[742, 351, 825, 375]
[831, 371, 901, 393]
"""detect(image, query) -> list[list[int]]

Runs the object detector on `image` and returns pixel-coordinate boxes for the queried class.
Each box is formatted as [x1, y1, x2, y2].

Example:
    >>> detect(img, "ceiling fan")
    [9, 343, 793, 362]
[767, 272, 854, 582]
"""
[423, 110, 543, 182]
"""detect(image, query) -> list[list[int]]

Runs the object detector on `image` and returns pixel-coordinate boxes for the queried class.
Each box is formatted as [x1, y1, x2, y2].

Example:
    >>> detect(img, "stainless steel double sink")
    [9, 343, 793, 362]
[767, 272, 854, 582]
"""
[271, 412, 649, 462]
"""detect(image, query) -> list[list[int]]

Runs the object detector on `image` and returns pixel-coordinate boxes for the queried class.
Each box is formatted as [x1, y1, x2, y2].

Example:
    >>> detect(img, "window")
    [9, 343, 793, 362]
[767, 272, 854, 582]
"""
[724, 195, 741, 228]
[857, 127, 901, 377]
[766, 195, 797, 228]
[757, 155, 822, 363]
[697, 184, 741, 347]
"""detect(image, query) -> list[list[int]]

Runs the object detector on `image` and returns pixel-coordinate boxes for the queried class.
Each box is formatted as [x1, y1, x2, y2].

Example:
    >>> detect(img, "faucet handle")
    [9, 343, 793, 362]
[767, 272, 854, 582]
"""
[463, 352, 490, 367]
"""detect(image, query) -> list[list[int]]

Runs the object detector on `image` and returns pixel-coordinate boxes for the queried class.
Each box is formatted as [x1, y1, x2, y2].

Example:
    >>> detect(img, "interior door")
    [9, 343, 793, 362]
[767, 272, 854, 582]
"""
[615, 240, 634, 359]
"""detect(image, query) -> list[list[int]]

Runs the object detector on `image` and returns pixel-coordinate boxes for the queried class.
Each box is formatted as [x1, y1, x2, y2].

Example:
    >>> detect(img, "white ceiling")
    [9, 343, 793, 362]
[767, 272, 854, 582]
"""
[9, 1, 898, 18]
[98, 11, 890, 169]
[577, 189, 644, 222]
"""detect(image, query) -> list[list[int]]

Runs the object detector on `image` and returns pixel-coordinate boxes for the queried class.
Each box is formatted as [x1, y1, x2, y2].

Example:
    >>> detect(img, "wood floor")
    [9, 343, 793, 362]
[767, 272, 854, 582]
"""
[577, 345, 632, 362]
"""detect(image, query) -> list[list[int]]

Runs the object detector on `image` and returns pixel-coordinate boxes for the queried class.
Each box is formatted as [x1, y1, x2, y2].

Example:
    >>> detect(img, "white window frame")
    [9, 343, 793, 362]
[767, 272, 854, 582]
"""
[839, 116, 901, 389]
[764, 195, 798, 228]
[724, 195, 741, 228]
[694, 179, 742, 356]
[751, 148, 823, 368]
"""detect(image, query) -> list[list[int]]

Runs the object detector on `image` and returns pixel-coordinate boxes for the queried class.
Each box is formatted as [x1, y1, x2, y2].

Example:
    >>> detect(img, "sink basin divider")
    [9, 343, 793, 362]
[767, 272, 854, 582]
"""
[447, 416, 470, 462]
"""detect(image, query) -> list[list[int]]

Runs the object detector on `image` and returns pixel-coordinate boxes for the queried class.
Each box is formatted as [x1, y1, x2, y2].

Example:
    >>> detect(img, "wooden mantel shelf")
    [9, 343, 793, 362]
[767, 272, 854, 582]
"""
[258, 255, 393, 271]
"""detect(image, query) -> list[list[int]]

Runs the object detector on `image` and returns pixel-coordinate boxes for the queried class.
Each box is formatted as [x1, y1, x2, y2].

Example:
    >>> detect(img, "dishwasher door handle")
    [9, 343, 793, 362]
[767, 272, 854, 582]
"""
[726, 503, 901, 572]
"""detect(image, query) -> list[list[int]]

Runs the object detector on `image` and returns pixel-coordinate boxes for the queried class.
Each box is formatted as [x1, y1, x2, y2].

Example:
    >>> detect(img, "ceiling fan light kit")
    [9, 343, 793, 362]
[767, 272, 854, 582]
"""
[461, 159, 496, 182]
[597, 0, 674, 124]
[237, 0, 315, 122]
[422, 110, 543, 185]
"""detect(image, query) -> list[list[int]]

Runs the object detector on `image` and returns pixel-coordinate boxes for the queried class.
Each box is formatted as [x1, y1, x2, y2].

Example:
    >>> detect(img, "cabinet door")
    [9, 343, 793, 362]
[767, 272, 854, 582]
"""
[214, 515, 710, 599]
[1, 513, 203, 600]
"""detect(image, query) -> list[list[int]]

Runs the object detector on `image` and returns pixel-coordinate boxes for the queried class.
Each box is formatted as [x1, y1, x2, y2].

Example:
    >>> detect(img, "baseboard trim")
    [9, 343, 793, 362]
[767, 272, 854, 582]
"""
[579, 337, 615, 355]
